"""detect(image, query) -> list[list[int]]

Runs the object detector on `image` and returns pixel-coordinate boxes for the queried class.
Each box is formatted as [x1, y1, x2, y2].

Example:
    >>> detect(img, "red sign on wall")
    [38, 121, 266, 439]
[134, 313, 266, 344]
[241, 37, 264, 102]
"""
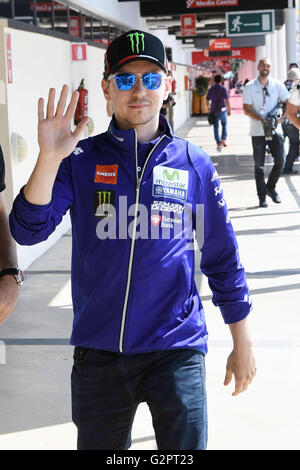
[192, 47, 256, 63]
[181, 14, 196, 36]
[71, 43, 87, 61]
[30, 2, 67, 12]
[6, 33, 12, 84]
[70, 16, 85, 38]
[209, 39, 231, 51]
[186, 0, 238, 7]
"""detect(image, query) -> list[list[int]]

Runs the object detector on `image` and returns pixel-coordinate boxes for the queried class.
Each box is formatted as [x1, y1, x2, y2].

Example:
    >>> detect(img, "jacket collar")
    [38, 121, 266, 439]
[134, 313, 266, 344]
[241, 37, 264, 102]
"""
[105, 114, 173, 151]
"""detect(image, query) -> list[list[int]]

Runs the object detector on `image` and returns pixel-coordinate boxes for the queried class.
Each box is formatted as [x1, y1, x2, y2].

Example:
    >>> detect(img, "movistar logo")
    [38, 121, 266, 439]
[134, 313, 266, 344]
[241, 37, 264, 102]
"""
[127, 32, 145, 54]
[163, 169, 180, 181]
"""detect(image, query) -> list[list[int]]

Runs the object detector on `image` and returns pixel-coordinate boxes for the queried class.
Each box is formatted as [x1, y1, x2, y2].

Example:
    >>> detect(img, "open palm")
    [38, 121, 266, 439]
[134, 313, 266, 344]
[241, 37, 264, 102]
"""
[38, 84, 88, 161]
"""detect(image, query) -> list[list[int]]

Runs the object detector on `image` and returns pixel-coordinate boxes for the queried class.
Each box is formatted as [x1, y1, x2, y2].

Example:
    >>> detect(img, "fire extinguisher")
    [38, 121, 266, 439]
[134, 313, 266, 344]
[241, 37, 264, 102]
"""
[74, 79, 88, 125]
[171, 78, 176, 95]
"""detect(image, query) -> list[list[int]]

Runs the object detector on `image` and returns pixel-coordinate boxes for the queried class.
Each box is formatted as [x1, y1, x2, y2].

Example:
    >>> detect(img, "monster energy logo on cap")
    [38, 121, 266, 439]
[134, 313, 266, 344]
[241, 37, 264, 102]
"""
[104, 29, 168, 79]
[127, 32, 145, 54]
[94, 190, 116, 220]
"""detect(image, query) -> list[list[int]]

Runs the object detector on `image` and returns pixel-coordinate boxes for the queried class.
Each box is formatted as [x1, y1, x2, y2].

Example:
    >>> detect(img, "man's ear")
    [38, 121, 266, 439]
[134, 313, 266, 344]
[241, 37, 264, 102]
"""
[163, 76, 172, 100]
[101, 78, 110, 102]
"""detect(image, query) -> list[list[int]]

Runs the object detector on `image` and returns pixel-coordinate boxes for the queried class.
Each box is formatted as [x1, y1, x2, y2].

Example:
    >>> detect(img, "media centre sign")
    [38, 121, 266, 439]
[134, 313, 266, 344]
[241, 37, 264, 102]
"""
[140, 0, 292, 16]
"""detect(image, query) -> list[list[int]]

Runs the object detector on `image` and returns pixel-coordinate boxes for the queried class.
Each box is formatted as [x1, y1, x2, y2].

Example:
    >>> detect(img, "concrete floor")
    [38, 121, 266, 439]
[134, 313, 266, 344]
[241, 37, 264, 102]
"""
[0, 111, 300, 450]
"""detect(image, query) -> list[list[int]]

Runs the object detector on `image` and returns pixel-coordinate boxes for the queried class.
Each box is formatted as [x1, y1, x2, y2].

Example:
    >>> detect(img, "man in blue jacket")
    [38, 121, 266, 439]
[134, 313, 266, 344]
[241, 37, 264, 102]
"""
[9, 30, 256, 450]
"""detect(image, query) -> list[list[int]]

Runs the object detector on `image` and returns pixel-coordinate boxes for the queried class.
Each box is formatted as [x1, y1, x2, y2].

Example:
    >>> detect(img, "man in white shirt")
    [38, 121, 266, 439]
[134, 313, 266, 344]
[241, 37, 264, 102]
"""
[287, 79, 300, 132]
[282, 67, 300, 174]
[243, 58, 289, 207]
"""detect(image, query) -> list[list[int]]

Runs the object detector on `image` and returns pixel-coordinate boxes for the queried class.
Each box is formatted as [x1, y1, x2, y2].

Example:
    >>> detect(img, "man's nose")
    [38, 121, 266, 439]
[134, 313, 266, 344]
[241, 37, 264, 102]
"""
[132, 77, 145, 94]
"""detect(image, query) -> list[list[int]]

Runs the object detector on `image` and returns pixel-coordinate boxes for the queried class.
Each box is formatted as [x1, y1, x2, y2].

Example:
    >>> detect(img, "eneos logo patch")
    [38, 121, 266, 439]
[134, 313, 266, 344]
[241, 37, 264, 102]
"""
[94, 165, 118, 184]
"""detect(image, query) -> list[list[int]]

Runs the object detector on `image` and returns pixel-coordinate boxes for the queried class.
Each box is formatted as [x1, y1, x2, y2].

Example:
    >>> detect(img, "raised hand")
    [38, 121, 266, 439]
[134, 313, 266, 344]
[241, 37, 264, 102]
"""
[38, 84, 89, 162]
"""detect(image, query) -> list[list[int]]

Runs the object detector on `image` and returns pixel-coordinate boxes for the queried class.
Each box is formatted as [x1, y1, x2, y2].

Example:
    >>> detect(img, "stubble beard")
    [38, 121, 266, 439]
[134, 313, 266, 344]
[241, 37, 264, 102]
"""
[259, 70, 270, 79]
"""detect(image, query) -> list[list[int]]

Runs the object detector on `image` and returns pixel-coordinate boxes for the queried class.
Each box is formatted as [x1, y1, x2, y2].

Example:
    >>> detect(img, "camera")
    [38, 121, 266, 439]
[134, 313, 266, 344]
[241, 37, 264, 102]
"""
[262, 116, 277, 141]
[263, 102, 286, 141]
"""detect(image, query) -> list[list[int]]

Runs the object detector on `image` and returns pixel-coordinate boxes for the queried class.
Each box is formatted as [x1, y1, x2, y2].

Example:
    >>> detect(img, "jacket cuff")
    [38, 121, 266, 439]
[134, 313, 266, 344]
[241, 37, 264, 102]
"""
[218, 297, 252, 324]
[19, 185, 53, 209]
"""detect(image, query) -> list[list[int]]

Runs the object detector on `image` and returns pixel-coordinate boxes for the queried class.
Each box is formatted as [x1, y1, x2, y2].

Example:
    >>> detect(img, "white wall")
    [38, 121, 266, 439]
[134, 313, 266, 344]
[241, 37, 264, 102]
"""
[1, 24, 110, 270]
[171, 64, 191, 130]
[0, 21, 194, 269]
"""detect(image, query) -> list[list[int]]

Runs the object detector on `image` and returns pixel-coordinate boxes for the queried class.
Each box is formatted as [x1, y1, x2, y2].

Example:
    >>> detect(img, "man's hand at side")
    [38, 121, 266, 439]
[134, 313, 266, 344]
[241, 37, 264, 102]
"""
[0, 275, 18, 325]
[225, 317, 257, 396]
[0, 192, 18, 325]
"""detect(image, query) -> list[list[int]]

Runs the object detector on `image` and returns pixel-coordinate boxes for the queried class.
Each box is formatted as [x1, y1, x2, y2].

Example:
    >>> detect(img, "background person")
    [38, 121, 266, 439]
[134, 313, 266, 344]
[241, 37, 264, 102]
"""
[243, 58, 289, 208]
[282, 67, 300, 175]
[206, 74, 231, 152]
[287, 72, 300, 133]
[160, 70, 176, 129]
[0, 145, 21, 326]
[9, 30, 256, 451]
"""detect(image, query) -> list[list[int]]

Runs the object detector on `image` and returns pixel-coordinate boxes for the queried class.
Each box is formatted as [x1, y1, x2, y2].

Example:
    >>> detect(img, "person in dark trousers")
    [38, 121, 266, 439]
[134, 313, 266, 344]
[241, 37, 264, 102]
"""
[243, 58, 289, 207]
[0, 146, 22, 326]
[9, 30, 256, 450]
[206, 74, 231, 152]
[282, 67, 300, 174]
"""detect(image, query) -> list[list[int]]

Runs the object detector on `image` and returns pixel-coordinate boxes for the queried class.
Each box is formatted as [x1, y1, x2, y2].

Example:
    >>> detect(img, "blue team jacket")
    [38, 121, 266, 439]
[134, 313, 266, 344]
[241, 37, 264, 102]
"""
[9, 115, 251, 354]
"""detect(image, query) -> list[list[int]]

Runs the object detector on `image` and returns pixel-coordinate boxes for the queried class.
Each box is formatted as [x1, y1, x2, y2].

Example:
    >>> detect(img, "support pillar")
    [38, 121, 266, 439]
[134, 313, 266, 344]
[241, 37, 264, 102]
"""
[277, 25, 287, 82]
[256, 44, 267, 63]
[271, 31, 279, 79]
[284, 6, 297, 69]
[265, 34, 272, 62]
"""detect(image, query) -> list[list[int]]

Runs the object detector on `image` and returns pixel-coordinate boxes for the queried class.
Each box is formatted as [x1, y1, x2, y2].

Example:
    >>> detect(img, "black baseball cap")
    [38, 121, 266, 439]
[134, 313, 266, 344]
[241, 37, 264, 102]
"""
[104, 30, 168, 79]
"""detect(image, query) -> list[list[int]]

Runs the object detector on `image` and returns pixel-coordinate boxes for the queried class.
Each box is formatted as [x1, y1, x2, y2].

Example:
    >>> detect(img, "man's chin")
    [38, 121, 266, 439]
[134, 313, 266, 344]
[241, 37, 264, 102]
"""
[126, 113, 156, 127]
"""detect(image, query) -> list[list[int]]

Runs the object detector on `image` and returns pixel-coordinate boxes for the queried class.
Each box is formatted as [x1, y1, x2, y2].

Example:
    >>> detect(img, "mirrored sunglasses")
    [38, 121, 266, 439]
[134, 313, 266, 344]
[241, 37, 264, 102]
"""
[109, 72, 164, 91]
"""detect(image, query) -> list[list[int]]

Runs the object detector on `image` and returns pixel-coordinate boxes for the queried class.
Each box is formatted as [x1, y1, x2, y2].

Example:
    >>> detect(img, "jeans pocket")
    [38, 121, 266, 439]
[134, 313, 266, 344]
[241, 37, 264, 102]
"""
[73, 346, 90, 365]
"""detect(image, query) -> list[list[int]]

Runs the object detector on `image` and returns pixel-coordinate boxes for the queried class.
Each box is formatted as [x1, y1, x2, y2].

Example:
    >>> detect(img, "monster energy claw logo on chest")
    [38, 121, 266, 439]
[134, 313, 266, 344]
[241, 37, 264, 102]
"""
[127, 32, 145, 54]
[94, 190, 116, 219]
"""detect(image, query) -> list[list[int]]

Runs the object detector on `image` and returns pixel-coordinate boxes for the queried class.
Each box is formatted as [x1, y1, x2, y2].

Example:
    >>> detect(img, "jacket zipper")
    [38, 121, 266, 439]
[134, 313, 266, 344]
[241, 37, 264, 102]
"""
[118, 131, 166, 353]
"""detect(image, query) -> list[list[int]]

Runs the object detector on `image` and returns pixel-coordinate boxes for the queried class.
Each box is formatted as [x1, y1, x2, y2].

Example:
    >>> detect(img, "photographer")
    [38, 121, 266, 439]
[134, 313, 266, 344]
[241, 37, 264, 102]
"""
[243, 58, 288, 207]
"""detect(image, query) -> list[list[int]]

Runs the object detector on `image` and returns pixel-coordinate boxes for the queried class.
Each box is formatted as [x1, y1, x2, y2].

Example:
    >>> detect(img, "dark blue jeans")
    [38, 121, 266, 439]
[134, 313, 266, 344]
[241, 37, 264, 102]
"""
[213, 110, 228, 144]
[282, 121, 300, 171]
[251, 134, 285, 198]
[71, 347, 207, 450]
